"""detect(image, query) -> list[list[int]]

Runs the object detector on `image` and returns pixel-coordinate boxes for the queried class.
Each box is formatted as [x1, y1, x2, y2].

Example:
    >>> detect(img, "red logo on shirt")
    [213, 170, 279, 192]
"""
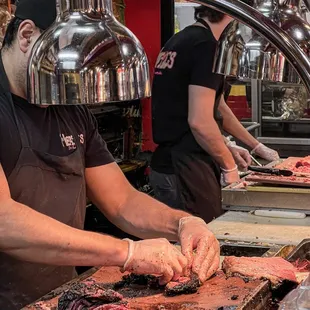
[155, 51, 177, 70]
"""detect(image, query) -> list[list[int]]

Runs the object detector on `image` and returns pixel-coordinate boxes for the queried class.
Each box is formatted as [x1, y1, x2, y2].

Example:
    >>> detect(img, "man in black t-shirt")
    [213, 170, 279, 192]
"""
[0, 1, 221, 308]
[150, 6, 279, 221]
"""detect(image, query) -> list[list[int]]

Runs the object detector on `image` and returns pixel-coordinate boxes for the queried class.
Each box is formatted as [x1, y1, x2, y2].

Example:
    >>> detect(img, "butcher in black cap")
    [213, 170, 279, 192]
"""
[0, 0, 221, 309]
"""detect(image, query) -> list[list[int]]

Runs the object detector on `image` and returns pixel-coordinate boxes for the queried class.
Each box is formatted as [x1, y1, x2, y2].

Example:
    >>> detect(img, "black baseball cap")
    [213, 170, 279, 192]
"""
[15, 0, 57, 30]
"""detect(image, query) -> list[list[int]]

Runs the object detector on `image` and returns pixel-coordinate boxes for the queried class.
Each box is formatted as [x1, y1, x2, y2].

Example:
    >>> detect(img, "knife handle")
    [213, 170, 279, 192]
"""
[248, 166, 279, 174]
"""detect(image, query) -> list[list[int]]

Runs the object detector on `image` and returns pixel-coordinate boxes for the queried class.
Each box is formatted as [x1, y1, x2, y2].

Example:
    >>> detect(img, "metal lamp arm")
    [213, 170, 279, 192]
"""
[189, 0, 310, 94]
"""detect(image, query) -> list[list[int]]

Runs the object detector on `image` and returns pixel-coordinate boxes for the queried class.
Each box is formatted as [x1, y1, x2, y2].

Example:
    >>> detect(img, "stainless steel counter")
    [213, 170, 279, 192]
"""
[209, 211, 310, 245]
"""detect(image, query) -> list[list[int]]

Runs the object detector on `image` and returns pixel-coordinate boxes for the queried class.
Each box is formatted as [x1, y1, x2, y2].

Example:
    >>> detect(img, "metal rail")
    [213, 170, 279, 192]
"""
[189, 0, 310, 94]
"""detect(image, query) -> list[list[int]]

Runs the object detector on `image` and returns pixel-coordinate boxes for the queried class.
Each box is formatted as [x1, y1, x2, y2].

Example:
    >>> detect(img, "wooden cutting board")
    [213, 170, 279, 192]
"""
[246, 157, 310, 187]
[24, 267, 266, 310]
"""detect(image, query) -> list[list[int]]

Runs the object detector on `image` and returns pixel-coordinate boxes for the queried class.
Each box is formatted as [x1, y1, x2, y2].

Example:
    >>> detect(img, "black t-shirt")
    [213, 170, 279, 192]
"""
[151, 25, 225, 173]
[0, 93, 114, 178]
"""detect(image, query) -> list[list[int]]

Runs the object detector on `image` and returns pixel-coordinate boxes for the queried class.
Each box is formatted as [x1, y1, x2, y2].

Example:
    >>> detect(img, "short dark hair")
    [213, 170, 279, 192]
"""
[194, 5, 225, 23]
[2, 16, 24, 49]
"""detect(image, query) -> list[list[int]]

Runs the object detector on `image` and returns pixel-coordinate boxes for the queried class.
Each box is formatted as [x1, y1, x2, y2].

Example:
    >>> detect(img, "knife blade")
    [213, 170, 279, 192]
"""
[248, 166, 293, 176]
[250, 155, 262, 167]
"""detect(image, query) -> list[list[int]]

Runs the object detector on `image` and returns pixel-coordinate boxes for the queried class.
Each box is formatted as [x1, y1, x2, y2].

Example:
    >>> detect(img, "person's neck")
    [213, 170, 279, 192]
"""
[1, 50, 27, 99]
[195, 18, 226, 41]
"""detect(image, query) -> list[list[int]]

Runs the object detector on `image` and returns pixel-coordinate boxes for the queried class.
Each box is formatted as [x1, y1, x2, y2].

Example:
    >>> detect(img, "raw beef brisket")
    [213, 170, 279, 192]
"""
[222, 256, 297, 285]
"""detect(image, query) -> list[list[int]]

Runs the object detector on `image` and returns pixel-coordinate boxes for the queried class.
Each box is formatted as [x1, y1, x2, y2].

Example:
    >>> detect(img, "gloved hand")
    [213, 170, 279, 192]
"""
[251, 143, 280, 162]
[122, 238, 188, 285]
[220, 165, 240, 186]
[227, 141, 251, 171]
[178, 217, 220, 283]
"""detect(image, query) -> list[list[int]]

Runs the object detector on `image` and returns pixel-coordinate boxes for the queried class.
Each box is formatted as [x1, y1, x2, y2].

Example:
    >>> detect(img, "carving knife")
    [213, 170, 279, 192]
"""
[250, 155, 262, 167]
[248, 166, 293, 176]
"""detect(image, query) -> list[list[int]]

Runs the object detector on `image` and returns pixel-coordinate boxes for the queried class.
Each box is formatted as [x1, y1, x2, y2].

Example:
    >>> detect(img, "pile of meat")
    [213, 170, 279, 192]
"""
[165, 275, 201, 296]
[280, 156, 310, 174]
[57, 279, 128, 310]
[55, 274, 201, 310]
[295, 156, 310, 171]
[114, 273, 201, 297]
[222, 256, 298, 287]
[292, 258, 310, 272]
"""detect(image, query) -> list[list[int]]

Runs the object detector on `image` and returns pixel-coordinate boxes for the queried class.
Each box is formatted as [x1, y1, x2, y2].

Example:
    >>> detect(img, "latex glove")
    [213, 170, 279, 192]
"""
[220, 165, 240, 186]
[122, 238, 188, 285]
[178, 217, 220, 283]
[227, 141, 251, 171]
[251, 143, 280, 162]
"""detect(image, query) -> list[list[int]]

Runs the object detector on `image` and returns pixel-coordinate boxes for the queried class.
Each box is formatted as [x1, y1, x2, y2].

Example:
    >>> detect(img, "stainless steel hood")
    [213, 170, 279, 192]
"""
[27, 0, 151, 105]
[189, 0, 310, 94]
[213, 0, 310, 84]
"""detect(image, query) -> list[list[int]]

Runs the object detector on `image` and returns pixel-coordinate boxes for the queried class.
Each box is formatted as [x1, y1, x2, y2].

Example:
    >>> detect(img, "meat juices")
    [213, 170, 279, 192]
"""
[222, 257, 297, 286]
[57, 281, 127, 310]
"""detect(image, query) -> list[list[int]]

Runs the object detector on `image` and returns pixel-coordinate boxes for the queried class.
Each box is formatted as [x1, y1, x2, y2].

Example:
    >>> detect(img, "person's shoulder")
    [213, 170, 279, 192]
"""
[65, 105, 93, 120]
[185, 25, 214, 39]
[177, 26, 216, 49]
[59, 105, 95, 132]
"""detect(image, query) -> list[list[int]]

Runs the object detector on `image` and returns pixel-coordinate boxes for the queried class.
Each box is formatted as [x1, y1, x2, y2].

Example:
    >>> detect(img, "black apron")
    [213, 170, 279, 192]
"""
[170, 18, 224, 223]
[170, 134, 223, 223]
[0, 93, 86, 310]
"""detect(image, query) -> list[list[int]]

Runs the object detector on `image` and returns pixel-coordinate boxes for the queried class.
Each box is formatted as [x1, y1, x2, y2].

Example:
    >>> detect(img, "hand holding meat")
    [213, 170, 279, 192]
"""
[121, 238, 188, 285]
[178, 217, 220, 283]
[252, 143, 279, 162]
[227, 141, 251, 171]
[220, 165, 240, 186]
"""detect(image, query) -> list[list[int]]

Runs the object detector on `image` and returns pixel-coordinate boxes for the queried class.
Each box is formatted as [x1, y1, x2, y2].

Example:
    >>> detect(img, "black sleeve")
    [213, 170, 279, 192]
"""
[223, 81, 232, 101]
[189, 41, 223, 90]
[84, 108, 115, 168]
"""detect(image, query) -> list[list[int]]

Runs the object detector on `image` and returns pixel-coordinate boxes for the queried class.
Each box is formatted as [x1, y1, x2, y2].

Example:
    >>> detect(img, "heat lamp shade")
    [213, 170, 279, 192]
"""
[27, 12, 151, 105]
[213, 0, 310, 84]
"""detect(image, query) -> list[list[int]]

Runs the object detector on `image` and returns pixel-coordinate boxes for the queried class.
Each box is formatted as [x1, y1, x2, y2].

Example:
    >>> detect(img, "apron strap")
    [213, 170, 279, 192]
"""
[7, 92, 30, 148]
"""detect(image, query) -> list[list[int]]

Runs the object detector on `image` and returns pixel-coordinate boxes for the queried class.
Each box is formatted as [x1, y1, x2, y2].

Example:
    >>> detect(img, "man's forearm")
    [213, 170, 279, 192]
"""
[190, 119, 235, 169]
[0, 198, 128, 267]
[103, 190, 190, 241]
[219, 98, 259, 149]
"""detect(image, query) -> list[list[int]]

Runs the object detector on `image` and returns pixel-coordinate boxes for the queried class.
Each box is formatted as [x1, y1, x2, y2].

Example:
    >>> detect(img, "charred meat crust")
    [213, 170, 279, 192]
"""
[58, 281, 126, 310]
[113, 274, 164, 290]
[165, 275, 201, 296]
[114, 274, 201, 297]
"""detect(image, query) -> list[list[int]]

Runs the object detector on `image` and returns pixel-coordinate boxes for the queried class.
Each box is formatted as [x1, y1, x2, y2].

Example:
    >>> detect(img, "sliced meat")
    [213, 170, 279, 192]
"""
[295, 156, 310, 168]
[88, 304, 129, 310]
[222, 256, 297, 286]
[114, 273, 201, 297]
[58, 281, 124, 310]
[165, 274, 201, 296]
[114, 274, 163, 290]
[292, 259, 310, 272]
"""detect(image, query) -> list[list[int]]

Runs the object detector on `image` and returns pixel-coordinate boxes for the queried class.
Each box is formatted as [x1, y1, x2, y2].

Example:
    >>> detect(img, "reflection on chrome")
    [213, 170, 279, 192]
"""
[213, 0, 310, 84]
[27, 0, 151, 105]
